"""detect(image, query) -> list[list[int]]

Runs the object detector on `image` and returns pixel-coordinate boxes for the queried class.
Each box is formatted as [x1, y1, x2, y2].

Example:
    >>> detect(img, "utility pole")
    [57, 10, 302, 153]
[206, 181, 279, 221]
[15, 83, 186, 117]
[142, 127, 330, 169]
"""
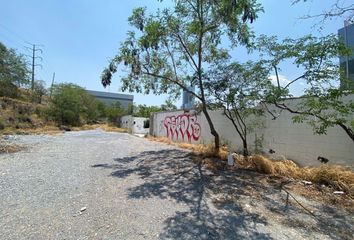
[50, 72, 55, 99]
[26, 44, 43, 91]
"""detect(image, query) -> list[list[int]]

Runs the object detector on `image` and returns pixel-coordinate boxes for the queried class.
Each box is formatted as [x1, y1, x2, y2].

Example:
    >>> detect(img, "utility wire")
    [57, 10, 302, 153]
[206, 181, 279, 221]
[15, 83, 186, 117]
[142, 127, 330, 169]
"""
[0, 23, 52, 91]
[0, 31, 29, 51]
[0, 23, 31, 44]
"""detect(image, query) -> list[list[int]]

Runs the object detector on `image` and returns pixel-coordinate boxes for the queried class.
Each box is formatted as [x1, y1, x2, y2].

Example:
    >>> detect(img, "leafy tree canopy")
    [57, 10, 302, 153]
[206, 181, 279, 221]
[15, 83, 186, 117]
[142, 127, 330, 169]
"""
[101, 0, 263, 150]
[48, 83, 100, 126]
[256, 34, 354, 142]
[206, 60, 271, 155]
[133, 104, 162, 118]
[0, 42, 29, 98]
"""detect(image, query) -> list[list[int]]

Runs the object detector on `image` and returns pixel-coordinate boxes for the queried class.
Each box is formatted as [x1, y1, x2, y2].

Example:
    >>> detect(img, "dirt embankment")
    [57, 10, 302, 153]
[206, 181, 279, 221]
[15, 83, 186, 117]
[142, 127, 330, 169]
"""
[0, 97, 50, 134]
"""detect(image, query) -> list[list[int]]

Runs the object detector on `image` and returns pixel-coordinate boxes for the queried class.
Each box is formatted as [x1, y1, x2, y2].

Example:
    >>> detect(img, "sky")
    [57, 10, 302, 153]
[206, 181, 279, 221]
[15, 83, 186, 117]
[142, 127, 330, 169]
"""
[0, 0, 349, 106]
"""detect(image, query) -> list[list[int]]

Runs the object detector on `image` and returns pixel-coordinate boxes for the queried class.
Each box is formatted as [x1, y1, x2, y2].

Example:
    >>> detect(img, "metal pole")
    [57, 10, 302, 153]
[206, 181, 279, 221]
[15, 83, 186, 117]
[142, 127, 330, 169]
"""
[49, 72, 55, 99]
[31, 44, 35, 91]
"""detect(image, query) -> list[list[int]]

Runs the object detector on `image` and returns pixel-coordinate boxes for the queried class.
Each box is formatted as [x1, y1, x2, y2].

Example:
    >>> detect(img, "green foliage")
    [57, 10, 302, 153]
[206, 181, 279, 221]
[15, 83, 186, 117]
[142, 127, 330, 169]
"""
[102, 1, 262, 94]
[160, 99, 177, 111]
[133, 104, 162, 118]
[207, 60, 271, 155]
[32, 80, 47, 104]
[258, 34, 354, 142]
[0, 42, 30, 98]
[105, 102, 126, 123]
[101, 0, 263, 149]
[47, 83, 100, 126]
[96, 101, 107, 118]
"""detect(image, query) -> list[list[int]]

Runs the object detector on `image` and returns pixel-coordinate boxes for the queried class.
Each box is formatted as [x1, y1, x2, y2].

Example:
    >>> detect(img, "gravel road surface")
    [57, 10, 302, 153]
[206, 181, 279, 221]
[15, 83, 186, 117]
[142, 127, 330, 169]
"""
[0, 130, 353, 239]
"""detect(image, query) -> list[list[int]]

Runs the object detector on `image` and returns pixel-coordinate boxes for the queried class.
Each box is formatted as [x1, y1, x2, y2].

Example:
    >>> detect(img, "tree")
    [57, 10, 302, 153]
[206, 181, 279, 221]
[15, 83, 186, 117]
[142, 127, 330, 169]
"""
[133, 104, 162, 118]
[105, 102, 126, 123]
[101, 0, 262, 151]
[32, 80, 47, 104]
[293, 0, 354, 24]
[207, 60, 271, 156]
[257, 34, 354, 143]
[48, 83, 100, 126]
[0, 42, 29, 98]
[160, 99, 177, 111]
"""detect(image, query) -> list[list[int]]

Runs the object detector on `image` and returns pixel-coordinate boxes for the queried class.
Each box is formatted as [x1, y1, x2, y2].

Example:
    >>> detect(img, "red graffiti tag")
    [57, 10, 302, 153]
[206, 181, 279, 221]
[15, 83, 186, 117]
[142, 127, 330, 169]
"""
[163, 114, 201, 142]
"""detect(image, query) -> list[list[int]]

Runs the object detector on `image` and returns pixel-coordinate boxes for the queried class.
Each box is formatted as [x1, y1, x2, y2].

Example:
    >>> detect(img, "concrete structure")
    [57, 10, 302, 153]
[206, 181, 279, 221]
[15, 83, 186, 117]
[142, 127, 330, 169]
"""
[87, 90, 133, 109]
[121, 115, 149, 135]
[150, 97, 354, 167]
[338, 21, 354, 90]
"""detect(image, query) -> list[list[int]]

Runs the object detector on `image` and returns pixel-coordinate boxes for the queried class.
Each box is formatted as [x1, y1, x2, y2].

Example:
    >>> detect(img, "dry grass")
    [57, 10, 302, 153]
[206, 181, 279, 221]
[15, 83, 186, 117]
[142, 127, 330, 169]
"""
[0, 141, 23, 154]
[72, 124, 128, 133]
[71, 124, 98, 131]
[147, 136, 228, 160]
[1, 123, 128, 136]
[305, 165, 354, 195]
[0, 125, 63, 135]
[147, 136, 354, 196]
[249, 155, 354, 197]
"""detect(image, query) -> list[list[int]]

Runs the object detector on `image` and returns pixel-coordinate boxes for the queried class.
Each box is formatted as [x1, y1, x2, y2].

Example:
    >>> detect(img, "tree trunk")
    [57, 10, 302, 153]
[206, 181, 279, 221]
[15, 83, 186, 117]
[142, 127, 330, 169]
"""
[242, 138, 248, 157]
[338, 122, 354, 143]
[201, 104, 220, 152]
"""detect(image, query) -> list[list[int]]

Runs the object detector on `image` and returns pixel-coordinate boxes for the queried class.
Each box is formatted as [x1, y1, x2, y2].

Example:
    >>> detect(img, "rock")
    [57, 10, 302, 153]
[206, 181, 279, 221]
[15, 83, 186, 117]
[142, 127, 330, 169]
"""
[80, 207, 87, 212]
[301, 180, 313, 185]
[227, 153, 234, 166]
[59, 125, 71, 131]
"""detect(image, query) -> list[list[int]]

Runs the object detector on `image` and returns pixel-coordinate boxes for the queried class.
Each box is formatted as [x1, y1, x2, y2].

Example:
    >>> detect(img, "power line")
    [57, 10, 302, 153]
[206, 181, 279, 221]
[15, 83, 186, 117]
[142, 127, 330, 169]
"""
[0, 31, 29, 51]
[0, 24, 52, 90]
[0, 23, 31, 44]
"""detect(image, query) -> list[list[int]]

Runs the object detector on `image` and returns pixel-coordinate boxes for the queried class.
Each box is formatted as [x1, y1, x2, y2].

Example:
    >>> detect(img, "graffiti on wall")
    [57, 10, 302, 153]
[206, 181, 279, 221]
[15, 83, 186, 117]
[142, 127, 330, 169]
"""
[163, 113, 201, 142]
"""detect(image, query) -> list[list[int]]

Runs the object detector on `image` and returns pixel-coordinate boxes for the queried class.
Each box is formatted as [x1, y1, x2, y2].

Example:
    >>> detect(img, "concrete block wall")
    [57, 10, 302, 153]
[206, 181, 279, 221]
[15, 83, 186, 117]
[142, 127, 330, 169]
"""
[150, 109, 261, 151]
[150, 103, 353, 167]
[263, 105, 353, 167]
[121, 115, 149, 135]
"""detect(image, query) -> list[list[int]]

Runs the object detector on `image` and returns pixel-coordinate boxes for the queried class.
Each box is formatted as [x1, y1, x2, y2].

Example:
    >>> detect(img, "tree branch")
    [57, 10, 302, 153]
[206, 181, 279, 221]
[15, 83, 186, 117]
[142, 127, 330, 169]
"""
[284, 74, 306, 89]
[141, 68, 203, 101]
[274, 65, 281, 90]
[273, 101, 354, 142]
[175, 34, 198, 71]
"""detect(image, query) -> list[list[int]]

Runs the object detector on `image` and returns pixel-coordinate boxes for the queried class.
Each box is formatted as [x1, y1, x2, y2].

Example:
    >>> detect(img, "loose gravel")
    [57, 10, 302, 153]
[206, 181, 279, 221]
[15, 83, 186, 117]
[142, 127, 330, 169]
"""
[0, 130, 353, 240]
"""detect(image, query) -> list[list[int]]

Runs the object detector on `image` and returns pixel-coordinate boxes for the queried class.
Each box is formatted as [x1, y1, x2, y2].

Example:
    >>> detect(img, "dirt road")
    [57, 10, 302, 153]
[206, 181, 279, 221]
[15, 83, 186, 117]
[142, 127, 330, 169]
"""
[0, 130, 352, 239]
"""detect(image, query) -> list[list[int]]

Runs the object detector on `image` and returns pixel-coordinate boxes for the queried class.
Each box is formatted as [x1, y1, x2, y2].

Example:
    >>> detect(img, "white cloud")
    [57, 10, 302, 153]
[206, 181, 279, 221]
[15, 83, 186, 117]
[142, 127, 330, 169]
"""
[268, 75, 290, 87]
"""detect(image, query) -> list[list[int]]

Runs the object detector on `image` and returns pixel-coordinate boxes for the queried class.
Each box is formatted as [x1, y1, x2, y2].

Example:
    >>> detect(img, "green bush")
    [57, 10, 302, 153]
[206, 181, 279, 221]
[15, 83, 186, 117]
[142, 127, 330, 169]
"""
[0, 42, 30, 98]
[106, 102, 125, 124]
[47, 83, 101, 126]
[96, 101, 107, 118]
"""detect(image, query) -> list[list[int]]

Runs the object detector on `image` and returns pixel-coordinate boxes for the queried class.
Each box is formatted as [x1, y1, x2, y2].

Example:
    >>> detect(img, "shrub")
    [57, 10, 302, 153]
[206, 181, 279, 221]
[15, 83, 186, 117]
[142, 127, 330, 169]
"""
[0, 42, 29, 98]
[47, 83, 100, 126]
[106, 102, 125, 124]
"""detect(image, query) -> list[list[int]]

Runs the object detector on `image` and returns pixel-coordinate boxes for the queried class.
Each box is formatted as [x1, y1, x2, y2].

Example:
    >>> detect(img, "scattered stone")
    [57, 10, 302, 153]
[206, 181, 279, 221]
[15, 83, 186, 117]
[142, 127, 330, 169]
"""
[59, 125, 71, 131]
[227, 153, 234, 166]
[301, 180, 313, 185]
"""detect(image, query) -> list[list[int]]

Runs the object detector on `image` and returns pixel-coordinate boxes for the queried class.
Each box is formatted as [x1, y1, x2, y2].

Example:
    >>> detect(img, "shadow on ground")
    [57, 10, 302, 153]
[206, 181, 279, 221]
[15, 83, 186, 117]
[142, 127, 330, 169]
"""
[92, 149, 353, 240]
